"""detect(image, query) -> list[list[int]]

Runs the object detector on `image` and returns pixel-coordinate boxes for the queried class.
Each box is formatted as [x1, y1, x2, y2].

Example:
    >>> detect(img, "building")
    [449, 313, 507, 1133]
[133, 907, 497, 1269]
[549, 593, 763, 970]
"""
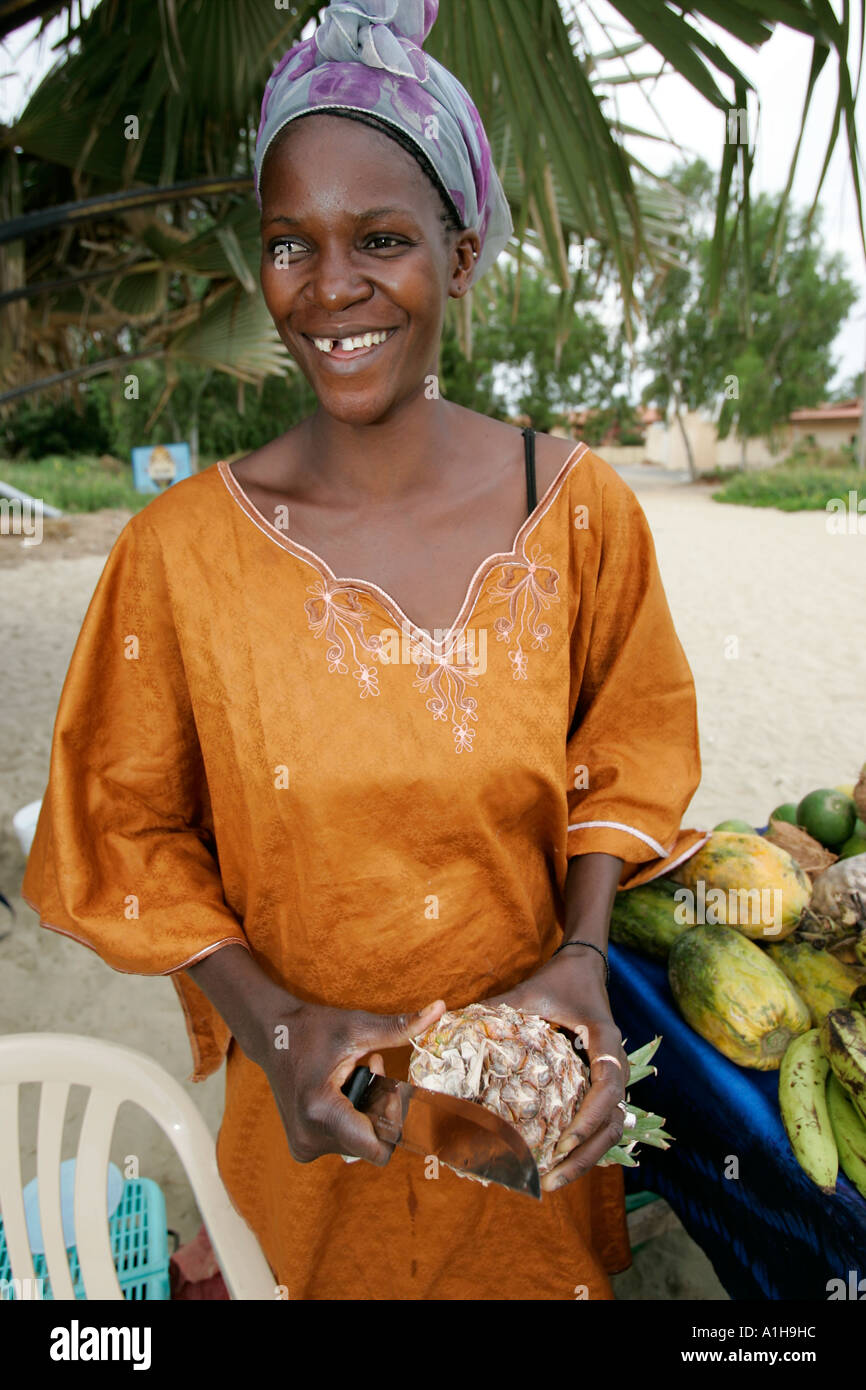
[640, 398, 862, 473]
[788, 400, 862, 451]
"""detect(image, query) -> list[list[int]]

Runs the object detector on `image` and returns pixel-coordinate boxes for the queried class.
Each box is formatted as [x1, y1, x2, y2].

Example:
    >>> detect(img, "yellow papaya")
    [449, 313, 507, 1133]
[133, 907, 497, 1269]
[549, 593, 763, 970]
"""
[668, 924, 811, 1069]
[672, 832, 809, 941]
[766, 939, 865, 1027]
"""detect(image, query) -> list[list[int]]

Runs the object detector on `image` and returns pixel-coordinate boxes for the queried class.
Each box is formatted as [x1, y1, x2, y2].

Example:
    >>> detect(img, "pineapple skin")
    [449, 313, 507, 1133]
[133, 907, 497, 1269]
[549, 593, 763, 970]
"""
[408, 1002, 590, 1177]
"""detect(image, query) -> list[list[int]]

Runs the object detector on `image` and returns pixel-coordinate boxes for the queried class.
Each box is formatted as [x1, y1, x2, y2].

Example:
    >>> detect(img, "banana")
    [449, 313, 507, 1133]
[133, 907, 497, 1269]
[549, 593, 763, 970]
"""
[778, 1030, 838, 1193]
[826, 1073, 866, 1199]
[819, 1008, 866, 1119]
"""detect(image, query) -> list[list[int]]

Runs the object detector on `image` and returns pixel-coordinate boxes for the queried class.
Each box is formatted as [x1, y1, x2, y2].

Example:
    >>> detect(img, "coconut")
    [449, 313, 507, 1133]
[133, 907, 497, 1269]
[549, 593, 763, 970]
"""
[765, 819, 838, 880]
[809, 853, 866, 929]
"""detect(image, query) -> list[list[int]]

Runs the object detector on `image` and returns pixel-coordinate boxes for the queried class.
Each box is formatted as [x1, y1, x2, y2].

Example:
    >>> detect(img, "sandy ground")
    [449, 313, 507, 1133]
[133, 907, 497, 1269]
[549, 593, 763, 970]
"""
[2, 461, 864, 1301]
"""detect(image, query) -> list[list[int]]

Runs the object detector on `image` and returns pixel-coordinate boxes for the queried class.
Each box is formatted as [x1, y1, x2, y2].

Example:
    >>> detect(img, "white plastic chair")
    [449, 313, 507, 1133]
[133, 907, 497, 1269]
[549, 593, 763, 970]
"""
[0, 1033, 276, 1300]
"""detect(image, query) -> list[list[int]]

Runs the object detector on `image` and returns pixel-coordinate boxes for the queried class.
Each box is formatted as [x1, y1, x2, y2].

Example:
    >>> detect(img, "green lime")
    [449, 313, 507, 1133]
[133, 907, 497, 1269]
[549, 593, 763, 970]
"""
[713, 818, 755, 833]
[837, 829, 866, 859]
[796, 789, 857, 850]
[769, 803, 799, 826]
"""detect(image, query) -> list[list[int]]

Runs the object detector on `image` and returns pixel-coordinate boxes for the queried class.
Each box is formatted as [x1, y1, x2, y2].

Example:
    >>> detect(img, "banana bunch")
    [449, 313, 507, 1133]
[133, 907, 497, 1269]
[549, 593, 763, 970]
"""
[778, 1009, 866, 1198]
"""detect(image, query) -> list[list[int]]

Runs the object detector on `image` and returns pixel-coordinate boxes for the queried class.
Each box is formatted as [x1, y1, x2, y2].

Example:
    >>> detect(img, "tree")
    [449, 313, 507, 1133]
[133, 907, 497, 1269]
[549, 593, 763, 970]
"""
[440, 263, 625, 430]
[830, 370, 865, 403]
[641, 162, 859, 471]
[0, 0, 862, 422]
[699, 199, 858, 463]
[638, 159, 716, 477]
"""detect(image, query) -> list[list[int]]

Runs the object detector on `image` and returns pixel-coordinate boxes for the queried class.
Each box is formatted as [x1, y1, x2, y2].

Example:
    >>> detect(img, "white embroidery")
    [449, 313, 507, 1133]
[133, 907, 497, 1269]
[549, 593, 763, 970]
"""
[218, 450, 588, 752]
[304, 580, 383, 694]
[412, 631, 483, 753]
[488, 543, 560, 680]
[304, 552, 561, 750]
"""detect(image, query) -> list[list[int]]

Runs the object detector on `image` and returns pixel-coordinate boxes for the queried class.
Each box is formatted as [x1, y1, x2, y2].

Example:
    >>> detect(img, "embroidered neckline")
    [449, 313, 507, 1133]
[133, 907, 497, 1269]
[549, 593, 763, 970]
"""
[216, 442, 588, 653]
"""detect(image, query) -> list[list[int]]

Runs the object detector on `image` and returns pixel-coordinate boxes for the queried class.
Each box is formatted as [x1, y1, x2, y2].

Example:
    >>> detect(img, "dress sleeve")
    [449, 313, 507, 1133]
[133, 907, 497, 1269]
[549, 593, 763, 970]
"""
[21, 509, 251, 1002]
[565, 460, 709, 889]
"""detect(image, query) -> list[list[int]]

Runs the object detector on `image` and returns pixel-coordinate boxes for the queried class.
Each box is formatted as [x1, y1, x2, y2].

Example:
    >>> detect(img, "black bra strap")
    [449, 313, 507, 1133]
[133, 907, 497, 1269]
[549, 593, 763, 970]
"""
[523, 426, 537, 517]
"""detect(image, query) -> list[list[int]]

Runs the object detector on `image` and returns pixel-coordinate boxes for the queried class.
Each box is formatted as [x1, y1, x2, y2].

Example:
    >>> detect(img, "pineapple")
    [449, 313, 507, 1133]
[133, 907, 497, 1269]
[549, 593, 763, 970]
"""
[408, 1002, 672, 1180]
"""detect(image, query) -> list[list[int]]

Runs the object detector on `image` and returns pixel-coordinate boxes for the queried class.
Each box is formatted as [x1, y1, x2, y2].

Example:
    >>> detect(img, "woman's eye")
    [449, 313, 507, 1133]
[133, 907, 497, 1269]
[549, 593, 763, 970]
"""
[265, 234, 409, 261]
[268, 238, 305, 260]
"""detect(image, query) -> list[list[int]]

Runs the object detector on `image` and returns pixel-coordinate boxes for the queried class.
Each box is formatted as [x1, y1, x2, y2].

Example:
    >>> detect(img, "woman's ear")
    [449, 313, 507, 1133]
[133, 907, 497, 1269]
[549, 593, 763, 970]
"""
[449, 230, 482, 299]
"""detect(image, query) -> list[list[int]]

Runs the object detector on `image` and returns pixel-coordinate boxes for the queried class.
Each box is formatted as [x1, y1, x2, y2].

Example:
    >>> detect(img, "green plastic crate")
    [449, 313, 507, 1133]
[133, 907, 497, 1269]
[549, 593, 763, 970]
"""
[625, 1189, 674, 1254]
[0, 1178, 170, 1300]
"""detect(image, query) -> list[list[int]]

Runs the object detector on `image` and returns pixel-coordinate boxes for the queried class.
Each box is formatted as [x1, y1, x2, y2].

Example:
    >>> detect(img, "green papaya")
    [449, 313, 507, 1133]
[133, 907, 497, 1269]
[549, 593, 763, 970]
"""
[609, 877, 692, 961]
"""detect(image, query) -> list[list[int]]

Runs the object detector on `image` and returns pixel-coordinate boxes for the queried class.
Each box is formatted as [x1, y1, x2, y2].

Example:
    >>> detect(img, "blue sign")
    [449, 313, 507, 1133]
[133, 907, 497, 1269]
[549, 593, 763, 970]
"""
[131, 442, 191, 493]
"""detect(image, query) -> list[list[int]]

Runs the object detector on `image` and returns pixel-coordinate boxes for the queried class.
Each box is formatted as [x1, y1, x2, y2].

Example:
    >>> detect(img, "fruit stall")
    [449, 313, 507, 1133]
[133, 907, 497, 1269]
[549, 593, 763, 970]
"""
[608, 775, 866, 1300]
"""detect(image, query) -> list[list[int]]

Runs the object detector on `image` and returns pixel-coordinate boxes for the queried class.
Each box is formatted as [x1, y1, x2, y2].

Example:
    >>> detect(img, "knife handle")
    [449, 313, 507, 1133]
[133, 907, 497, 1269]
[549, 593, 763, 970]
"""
[341, 1065, 374, 1110]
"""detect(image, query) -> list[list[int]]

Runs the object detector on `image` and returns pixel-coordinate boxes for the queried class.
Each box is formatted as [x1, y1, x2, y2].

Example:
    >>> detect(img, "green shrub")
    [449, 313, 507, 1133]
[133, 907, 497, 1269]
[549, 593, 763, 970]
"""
[0, 395, 112, 459]
[712, 466, 865, 511]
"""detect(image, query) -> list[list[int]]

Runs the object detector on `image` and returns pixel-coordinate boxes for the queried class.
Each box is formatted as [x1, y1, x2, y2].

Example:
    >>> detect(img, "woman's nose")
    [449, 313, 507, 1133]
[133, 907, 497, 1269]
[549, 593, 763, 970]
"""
[309, 246, 371, 310]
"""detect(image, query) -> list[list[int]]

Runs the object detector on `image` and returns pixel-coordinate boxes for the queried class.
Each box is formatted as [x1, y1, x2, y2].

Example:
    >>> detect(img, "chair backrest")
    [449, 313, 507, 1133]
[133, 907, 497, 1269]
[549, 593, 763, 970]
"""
[0, 1033, 275, 1300]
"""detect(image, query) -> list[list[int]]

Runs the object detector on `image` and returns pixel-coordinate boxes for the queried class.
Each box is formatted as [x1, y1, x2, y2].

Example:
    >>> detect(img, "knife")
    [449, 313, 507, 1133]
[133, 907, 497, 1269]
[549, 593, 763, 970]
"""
[340, 1065, 541, 1199]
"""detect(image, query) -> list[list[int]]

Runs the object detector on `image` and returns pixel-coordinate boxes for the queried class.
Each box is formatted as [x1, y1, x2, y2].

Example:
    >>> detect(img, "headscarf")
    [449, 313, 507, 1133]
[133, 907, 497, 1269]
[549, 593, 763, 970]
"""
[254, 0, 513, 281]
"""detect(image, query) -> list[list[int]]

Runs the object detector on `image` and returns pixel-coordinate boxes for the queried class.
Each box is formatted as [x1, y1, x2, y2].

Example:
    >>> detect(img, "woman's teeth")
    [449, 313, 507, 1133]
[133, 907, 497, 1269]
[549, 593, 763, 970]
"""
[311, 330, 391, 354]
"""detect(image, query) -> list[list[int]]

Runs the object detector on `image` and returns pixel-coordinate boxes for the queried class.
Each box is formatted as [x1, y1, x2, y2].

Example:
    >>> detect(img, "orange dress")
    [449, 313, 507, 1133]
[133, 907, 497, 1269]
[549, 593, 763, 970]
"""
[22, 442, 706, 1300]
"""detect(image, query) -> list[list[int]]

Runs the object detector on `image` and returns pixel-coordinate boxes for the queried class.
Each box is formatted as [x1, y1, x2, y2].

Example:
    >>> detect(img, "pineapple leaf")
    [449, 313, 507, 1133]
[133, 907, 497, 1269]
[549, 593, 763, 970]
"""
[599, 1145, 640, 1167]
[624, 1062, 657, 1084]
[624, 1036, 662, 1073]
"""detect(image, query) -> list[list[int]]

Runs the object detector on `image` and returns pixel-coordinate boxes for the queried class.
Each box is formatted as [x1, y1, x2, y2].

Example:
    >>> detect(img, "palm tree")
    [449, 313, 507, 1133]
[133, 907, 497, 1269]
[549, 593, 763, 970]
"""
[0, 0, 862, 413]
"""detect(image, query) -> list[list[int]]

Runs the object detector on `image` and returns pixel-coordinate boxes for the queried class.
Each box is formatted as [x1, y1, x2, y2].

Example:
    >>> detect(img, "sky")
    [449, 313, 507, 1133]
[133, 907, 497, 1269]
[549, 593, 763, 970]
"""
[1, 1, 863, 390]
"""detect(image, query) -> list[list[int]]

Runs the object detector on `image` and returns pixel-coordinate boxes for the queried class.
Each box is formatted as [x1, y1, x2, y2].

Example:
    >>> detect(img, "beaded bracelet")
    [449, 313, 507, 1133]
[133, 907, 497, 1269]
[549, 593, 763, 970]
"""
[551, 938, 610, 989]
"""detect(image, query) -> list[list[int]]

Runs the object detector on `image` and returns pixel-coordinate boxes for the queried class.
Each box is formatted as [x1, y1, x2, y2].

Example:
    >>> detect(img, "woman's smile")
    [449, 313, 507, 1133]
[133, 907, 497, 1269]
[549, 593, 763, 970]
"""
[304, 326, 399, 367]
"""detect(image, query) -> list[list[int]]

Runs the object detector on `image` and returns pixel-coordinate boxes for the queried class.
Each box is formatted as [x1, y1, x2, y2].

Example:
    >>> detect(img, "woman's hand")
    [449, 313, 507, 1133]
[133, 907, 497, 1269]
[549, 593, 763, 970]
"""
[254, 995, 446, 1167]
[484, 948, 629, 1192]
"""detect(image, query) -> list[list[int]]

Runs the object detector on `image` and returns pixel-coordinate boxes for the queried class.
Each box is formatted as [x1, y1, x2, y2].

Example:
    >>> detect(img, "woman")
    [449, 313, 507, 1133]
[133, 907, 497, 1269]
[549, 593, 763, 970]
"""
[22, 0, 705, 1300]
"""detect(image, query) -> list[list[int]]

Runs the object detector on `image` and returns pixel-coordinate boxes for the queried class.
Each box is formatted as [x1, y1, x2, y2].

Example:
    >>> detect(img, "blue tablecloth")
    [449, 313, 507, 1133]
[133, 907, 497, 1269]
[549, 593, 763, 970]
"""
[608, 941, 866, 1300]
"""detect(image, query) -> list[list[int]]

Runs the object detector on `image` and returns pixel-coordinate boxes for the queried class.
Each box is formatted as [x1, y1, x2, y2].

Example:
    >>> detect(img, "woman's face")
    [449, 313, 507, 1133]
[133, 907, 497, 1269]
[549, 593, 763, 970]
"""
[259, 113, 480, 426]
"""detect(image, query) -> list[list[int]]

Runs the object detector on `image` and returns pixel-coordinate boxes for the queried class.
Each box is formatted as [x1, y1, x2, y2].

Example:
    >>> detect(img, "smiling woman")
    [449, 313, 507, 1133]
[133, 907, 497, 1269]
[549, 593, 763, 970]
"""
[21, 0, 705, 1303]
[256, 110, 477, 425]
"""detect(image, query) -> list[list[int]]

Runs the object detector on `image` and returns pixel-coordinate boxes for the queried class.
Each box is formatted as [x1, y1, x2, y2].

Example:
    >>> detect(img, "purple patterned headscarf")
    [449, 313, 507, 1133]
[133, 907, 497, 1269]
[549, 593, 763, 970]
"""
[254, 0, 513, 281]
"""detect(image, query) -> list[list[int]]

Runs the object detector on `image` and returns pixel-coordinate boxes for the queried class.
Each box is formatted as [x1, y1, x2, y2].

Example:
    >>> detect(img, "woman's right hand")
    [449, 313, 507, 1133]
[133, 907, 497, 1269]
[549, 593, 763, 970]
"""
[254, 996, 446, 1166]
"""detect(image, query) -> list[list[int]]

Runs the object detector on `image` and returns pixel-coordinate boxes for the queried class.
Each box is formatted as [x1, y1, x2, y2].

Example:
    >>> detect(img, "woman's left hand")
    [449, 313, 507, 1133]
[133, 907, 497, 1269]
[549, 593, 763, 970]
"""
[484, 949, 630, 1192]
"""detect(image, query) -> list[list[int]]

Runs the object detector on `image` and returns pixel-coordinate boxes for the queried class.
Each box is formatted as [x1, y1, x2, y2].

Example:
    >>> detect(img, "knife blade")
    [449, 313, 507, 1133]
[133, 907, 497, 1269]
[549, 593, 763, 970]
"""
[341, 1066, 541, 1199]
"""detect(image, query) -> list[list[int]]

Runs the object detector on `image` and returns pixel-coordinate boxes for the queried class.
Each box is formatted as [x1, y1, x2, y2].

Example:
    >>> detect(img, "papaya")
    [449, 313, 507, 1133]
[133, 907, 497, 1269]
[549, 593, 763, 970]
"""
[766, 939, 865, 1027]
[668, 924, 811, 1069]
[609, 877, 692, 960]
[672, 832, 809, 941]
